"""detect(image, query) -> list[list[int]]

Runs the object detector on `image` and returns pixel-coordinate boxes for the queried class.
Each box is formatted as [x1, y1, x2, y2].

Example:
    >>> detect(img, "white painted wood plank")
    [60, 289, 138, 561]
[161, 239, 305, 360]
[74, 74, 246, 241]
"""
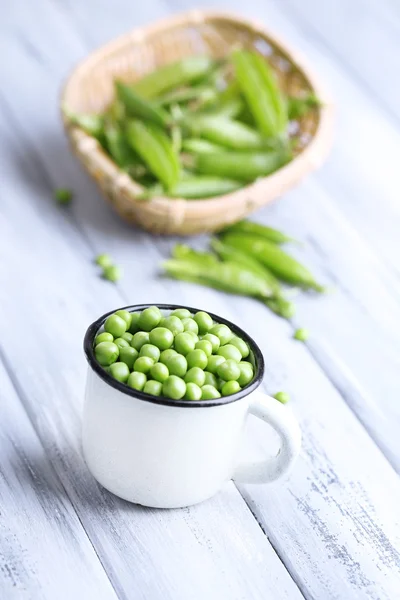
[0, 361, 118, 600]
[0, 110, 303, 600]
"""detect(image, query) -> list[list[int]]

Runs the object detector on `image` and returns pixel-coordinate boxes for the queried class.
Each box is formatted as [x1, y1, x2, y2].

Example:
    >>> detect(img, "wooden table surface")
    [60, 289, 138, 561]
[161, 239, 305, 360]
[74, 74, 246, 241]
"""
[1, 1, 400, 598]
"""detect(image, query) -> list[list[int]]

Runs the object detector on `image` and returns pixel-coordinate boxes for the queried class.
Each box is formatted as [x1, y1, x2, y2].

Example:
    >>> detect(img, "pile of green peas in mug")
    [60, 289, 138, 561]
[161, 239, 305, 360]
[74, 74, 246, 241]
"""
[94, 306, 255, 400]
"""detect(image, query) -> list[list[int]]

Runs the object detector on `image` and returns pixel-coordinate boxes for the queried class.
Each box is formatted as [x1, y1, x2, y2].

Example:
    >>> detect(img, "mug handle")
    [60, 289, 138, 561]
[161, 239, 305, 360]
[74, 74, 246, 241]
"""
[233, 391, 301, 484]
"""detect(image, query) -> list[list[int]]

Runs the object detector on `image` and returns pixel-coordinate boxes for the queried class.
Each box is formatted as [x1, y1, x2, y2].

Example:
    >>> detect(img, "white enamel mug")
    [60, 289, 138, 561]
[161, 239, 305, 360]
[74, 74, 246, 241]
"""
[83, 304, 301, 509]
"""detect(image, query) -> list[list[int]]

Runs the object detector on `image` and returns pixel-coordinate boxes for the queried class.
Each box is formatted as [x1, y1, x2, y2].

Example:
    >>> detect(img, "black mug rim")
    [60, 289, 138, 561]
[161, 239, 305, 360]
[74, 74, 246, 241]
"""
[84, 303, 264, 408]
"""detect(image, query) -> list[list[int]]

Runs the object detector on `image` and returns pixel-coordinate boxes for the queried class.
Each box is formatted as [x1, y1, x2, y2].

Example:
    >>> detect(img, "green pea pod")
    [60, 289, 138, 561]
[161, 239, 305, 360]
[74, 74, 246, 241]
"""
[63, 110, 104, 139]
[163, 259, 276, 299]
[156, 85, 217, 107]
[115, 81, 170, 127]
[288, 94, 321, 120]
[264, 297, 296, 319]
[232, 49, 287, 136]
[190, 150, 288, 182]
[169, 104, 183, 154]
[104, 123, 138, 169]
[184, 115, 270, 150]
[220, 219, 298, 244]
[202, 97, 244, 119]
[126, 120, 180, 190]
[181, 138, 224, 154]
[132, 56, 215, 99]
[138, 176, 242, 200]
[210, 238, 295, 318]
[210, 238, 282, 296]
[221, 232, 324, 291]
[198, 81, 244, 119]
[172, 244, 219, 266]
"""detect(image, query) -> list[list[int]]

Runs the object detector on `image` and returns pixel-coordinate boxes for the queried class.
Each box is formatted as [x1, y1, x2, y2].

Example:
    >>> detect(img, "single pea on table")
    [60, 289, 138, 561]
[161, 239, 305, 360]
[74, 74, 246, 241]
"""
[93, 306, 257, 401]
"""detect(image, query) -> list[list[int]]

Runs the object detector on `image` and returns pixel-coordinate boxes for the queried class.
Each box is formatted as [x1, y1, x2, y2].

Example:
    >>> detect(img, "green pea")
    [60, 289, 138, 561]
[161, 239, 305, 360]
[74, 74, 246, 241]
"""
[127, 371, 147, 391]
[131, 331, 150, 351]
[174, 332, 196, 355]
[121, 332, 133, 344]
[201, 333, 220, 353]
[95, 253, 112, 268]
[55, 188, 72, 205]
[195, 339, 213, 357]
[186, 349, 208, 370]
[186, 331, 199, 343]
[160, 315, 184, 336]
[138, 307, 162, 331]
[103, 265, 123, 282]
[159, 349, 177, 363]
[104, 314, 127, 338]
[165, 354, 187, 377]
[115, 309, 133, 329]
[171, 308, 192, 320]
[217, 344, 242, 362]
[95, 341, 119, 366]
[182, 318, 199, 334]
[221, 380, 241, 396]
[129, 312, 141, 334]
[217, 359, 241, 381]
[194, 311, 213, 334]
[140, 343, 161, 362]
[229, 336, 249, 358]
[206, 354, 226, 374]
[114, 337, 130, 349]
[201, 385, 221, 400]
[238, 362, 254, 387]
[274, 391, 290, 404]
[134, 356, 154, 374]
[162, 376, 186, 400]
[203, 371, 218, 387]
[185, 382, 202, 401]
[144, 380, 163, 396]
[95, 332, 113, 345]
[149, 327, 174, 350]
[294, 328, 309, 342]
[109, 362, 130, 383]
[150, 362, 169, 383]
[184, 367, 206, 387]
[209, 324, 233, 345]
[119, 346, 139, 369]
[216, 377, 225, 391]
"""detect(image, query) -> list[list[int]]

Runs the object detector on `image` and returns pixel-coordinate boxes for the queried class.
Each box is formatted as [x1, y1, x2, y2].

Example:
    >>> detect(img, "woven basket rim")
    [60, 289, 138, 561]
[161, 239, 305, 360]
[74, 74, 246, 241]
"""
[61, 9, 334, 214]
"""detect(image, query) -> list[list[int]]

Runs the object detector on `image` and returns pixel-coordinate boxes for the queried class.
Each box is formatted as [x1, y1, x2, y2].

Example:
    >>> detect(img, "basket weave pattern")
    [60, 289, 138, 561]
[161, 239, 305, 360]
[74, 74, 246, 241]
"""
[62, 10, 333, 235]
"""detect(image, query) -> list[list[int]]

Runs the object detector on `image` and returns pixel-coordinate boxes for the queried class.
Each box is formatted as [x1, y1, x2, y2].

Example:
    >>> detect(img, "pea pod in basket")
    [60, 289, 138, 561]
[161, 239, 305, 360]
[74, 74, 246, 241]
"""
[104, 122, 138, 169]
[232, 49, 287, 136]
[126, 120, 180, 191]
[184, 114, 274, 151]
[115, 82, 170, 128]
[132, 56, 215, 99]
[138, 176, 242, 200]
[188, 150, 288, 182]
[221, 232, 324, 291]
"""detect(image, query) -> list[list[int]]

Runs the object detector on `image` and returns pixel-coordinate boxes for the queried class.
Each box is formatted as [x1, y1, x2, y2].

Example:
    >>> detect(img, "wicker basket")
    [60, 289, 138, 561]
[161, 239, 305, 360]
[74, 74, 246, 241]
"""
[61, 10, 333, 235]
